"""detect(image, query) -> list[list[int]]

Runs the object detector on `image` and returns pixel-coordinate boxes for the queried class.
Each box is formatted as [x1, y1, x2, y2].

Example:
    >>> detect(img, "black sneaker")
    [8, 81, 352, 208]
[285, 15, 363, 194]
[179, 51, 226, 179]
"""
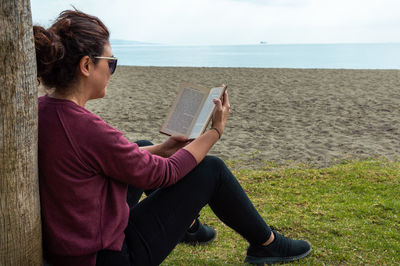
[180, 218, 216, 245]
[244, 230, 311, 265]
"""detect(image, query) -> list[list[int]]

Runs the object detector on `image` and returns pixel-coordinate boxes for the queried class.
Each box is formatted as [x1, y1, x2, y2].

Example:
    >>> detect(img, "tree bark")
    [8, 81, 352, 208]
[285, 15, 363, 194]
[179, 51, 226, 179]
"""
[0, 0, 42, 265]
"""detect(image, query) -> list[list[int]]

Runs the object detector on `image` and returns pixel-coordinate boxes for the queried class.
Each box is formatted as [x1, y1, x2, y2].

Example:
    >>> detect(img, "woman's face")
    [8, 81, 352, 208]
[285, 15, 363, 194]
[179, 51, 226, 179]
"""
[88, 43, 114, 100]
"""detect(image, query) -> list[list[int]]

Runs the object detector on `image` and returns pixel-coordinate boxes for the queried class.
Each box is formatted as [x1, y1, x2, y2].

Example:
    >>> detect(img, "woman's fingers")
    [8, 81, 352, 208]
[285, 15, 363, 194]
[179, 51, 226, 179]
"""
[210, 86, 231, 137]
[222, 90, 230, 109]
[213, 98, 222, 110]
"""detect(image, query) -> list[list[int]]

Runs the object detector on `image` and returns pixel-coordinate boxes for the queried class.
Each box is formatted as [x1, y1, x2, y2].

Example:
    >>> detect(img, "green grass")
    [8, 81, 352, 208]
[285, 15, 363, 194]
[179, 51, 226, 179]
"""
[162, 159, 400, 265]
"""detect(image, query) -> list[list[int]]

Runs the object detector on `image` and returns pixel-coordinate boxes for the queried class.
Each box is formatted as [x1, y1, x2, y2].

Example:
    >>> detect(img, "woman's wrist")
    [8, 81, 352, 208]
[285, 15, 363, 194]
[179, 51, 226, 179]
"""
[211, 123, 224, 135]
[209, 127, 221, 139]
[159, 143, 169, 157]
[140, 143, 164, 156]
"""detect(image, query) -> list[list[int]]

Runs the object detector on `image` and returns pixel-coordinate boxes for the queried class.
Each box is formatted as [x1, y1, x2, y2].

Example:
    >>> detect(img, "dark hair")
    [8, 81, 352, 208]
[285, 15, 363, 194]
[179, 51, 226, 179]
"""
[33, 10, 110, 91]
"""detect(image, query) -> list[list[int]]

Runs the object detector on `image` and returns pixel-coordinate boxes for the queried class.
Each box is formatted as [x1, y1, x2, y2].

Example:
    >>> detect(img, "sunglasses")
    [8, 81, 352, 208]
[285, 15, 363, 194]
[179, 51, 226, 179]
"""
[94, 56, 118, 74]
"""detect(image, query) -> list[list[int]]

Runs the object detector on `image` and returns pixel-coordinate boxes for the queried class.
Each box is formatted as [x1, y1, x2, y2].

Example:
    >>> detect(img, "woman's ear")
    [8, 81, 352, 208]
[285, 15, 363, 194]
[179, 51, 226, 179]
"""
[79, 56, 91, 77]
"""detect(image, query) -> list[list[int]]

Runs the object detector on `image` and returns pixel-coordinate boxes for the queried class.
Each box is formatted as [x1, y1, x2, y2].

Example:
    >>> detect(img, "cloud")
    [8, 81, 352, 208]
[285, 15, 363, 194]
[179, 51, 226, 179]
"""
[30, 0, 400, 45]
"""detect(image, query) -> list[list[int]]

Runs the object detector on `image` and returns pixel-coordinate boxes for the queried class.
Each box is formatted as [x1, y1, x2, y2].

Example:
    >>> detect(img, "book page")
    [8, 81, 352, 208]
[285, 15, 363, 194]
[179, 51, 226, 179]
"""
[161, 85, 208, 137]
[189, 86, 225, 139]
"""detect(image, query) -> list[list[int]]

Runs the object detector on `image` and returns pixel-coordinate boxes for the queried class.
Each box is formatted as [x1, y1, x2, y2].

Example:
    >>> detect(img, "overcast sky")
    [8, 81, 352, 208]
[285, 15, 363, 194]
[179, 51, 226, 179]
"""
[30, 0, 400, 45]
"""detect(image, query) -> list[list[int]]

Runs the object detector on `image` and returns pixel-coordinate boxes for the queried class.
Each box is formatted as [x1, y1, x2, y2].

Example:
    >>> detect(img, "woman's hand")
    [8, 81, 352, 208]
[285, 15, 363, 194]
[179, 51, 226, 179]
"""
[160, 135, 191, 157]
[182, 85, 231, 164]
[211, 85, 230, 137]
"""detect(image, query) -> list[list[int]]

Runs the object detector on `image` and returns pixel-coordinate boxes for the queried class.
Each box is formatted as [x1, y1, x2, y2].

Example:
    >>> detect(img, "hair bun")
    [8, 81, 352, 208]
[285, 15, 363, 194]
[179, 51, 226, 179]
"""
[33, 26, 65, 78]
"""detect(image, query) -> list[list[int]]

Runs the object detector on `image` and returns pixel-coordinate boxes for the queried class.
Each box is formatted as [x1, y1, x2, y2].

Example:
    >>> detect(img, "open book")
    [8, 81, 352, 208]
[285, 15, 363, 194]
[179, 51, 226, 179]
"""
[160, 83, 226, 139]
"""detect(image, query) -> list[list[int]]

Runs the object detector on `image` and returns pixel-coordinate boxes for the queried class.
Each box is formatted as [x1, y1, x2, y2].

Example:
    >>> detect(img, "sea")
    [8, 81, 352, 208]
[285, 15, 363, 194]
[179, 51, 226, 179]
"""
[111, 42, 400, 69]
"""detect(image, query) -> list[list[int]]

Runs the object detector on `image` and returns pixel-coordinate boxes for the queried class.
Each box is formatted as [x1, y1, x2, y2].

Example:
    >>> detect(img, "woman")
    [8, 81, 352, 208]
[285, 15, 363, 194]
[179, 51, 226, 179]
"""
[35, 9, 311, 266]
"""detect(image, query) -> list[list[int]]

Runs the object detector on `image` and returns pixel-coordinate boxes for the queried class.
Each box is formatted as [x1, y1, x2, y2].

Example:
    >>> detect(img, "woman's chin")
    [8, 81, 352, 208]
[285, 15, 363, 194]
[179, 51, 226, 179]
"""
[92, 90, 106, 100]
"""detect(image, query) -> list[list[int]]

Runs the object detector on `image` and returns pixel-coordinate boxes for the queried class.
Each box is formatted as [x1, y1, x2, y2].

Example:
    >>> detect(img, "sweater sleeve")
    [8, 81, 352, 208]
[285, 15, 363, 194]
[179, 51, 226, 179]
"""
[73, 114, 197, 190]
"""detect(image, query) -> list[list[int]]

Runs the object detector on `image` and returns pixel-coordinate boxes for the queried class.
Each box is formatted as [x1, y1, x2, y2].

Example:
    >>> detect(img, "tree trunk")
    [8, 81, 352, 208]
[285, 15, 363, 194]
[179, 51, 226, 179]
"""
[0, 0, 42, 265]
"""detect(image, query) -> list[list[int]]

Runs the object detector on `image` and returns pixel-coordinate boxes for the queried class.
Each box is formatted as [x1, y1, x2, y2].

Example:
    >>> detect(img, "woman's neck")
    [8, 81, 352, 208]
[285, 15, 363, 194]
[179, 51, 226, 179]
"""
[49, 89, 88, 107]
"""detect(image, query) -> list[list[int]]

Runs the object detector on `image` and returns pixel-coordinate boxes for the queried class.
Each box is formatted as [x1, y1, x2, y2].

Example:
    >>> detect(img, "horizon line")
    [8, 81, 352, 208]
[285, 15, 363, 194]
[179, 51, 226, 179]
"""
[110, 40, 400, 46]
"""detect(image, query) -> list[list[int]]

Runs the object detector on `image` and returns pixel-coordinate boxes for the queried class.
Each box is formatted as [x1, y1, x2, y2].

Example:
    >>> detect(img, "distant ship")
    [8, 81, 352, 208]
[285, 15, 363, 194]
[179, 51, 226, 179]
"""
[260, 41, 267, 45]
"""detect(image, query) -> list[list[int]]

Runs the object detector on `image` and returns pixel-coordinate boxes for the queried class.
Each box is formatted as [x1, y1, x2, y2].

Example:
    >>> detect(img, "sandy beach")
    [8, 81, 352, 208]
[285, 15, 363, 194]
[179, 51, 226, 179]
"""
[85, 66, 400, 169]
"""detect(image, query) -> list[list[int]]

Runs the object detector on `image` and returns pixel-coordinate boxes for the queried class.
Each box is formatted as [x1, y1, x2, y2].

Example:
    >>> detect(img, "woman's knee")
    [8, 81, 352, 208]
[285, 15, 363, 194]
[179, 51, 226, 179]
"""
[199, 156, 226, 171]
[196, 156, 233, 185]
[188, 156, 225, 183]
[135, 140, 154, 147]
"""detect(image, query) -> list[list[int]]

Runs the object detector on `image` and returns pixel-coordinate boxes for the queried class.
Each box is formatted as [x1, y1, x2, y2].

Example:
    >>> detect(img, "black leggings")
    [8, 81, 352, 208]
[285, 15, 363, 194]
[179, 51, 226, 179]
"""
[97, 141, 271, 266]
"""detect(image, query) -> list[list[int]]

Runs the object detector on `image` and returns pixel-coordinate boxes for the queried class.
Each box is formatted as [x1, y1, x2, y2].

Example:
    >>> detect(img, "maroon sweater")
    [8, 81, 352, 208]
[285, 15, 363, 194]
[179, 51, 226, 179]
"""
[38, 95, 197, 265]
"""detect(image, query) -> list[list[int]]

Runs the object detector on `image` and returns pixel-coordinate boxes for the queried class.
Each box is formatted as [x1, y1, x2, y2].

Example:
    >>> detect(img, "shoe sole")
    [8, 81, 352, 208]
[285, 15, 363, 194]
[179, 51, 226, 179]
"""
[180, 232, 217, 246]
[244, 246, 312, 265]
